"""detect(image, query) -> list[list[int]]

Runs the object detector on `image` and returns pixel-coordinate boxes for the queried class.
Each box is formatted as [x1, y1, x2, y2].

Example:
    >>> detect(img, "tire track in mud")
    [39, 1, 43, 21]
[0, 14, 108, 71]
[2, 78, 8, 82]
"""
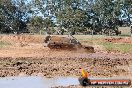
[0, 57, 131, 78]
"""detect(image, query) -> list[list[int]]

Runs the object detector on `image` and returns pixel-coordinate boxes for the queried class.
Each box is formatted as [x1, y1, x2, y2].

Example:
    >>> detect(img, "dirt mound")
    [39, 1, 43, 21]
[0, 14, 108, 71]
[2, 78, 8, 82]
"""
[0, 34, 44, 44]
[104, 37, 132, 44]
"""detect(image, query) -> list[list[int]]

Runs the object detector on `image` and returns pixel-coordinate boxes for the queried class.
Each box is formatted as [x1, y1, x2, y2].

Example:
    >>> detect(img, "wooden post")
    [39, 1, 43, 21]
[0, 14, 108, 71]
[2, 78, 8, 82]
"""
[40, 30, 41, 35]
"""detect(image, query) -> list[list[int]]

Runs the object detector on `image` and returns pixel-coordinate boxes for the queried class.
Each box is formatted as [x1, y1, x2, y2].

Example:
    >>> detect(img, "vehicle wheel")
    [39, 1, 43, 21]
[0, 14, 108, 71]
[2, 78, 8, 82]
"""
[79, 77, 90, 86]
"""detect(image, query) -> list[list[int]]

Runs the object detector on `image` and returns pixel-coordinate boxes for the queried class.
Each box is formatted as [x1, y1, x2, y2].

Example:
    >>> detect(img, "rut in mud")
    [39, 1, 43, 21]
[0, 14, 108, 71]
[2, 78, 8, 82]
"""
[0, 57, 131, 78]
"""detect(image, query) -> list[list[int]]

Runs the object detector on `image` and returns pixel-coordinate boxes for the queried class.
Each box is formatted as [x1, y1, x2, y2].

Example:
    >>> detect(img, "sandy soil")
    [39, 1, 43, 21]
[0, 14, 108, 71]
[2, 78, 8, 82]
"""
[104, 37, 132, 44]
[0, 34, 131, 88]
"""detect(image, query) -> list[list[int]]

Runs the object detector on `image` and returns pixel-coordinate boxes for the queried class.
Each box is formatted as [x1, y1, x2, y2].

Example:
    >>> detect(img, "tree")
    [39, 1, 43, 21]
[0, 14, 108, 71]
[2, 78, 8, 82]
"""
[0, 0, 16, 33]
[1, 0, 131, 35]
[91, 0, 123, 35]
[27, 16, 54, 34]
[0, 0, 32, 33]
[27, 16, 44, 33]
[55, 0, 89, 35]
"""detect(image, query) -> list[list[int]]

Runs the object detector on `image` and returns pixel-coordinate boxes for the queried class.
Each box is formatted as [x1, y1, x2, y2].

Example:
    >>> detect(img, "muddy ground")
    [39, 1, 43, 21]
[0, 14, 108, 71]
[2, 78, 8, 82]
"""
[0, 34, 131, 88]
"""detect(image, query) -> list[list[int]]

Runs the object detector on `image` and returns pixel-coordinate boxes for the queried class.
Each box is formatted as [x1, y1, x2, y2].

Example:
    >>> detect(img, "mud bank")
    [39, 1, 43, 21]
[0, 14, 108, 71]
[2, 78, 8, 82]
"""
[0, 57, 131, 78]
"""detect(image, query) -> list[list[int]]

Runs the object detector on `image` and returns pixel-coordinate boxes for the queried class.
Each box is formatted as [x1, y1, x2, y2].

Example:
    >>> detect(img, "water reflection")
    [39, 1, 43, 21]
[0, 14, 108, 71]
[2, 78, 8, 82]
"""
[0, 76, 79, 88]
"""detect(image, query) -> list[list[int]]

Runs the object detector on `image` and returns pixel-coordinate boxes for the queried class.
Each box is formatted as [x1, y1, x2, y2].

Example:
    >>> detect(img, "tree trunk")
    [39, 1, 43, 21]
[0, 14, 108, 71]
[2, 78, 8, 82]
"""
[127, 14, 132, 36]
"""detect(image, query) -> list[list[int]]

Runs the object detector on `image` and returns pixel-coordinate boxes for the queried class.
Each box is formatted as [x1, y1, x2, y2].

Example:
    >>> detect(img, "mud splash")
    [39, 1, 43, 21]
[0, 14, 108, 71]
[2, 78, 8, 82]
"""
[0, 76, 79, 88]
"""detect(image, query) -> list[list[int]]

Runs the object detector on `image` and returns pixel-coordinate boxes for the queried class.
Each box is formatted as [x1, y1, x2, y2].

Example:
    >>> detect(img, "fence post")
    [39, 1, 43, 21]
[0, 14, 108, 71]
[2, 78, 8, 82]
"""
[40, 30, 42, 35]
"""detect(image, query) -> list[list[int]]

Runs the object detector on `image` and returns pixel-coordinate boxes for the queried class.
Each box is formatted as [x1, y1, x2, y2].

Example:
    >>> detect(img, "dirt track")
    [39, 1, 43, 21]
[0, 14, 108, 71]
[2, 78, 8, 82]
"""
[0, 35, 131, 87]
[0, 56, 131, 77]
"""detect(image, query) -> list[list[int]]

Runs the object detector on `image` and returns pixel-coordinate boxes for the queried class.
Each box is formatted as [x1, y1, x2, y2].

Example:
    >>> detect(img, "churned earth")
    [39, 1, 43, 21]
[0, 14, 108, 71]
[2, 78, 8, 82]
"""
[0, 34, 131, 88]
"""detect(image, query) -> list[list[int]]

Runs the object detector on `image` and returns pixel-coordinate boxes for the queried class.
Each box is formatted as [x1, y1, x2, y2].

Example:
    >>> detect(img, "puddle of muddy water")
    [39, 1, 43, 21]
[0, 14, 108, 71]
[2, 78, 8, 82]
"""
[0, 76, 79, 88]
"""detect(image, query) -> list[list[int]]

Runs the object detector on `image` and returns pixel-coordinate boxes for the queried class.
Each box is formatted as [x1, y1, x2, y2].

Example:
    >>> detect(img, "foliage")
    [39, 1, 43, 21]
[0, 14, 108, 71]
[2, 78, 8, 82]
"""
[0, 0, 31, 33]
[0, 0, 132, 34]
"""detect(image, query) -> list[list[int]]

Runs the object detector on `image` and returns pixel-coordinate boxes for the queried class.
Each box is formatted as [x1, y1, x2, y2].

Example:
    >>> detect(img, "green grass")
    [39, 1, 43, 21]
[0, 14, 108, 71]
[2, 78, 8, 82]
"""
[119, 34, 131, 37]
[73, 35, 132, 53]
[115, 43, 132, 53]
[100, 42, 114, 52]
[0, 41, 11, 48]
[118, 27, 131, 36]
[97, 42, 132, 53]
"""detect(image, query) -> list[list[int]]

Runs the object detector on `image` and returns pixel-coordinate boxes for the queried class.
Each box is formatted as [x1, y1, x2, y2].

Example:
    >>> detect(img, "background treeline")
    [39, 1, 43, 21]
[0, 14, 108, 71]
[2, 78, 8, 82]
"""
[0, 0, 132, 35]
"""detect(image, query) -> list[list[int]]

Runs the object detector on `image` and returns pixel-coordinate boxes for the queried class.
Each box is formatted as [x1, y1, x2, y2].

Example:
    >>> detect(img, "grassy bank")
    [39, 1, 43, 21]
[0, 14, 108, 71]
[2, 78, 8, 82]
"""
[74, 35, 132, 53]
[0, 41, 11, 48]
